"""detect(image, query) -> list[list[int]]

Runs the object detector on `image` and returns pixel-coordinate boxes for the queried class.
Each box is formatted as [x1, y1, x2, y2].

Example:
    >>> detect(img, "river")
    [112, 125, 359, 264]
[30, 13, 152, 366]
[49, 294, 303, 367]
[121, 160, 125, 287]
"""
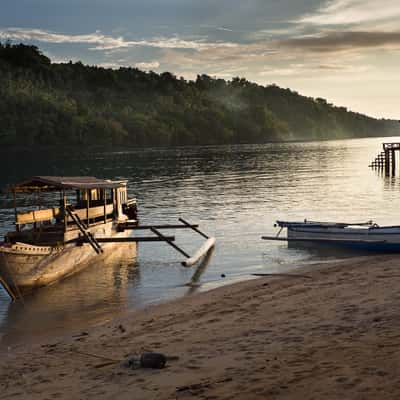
[0, 137, 399, 346]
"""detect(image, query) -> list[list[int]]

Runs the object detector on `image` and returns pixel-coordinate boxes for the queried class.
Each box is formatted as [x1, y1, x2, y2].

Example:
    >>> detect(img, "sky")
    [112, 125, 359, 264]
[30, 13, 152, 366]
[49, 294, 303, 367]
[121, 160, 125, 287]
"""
[1, 0, 399, 119]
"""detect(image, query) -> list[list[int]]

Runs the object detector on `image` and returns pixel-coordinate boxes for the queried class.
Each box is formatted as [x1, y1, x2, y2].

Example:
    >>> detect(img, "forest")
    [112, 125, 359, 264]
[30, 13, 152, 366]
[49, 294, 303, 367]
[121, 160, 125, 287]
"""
[0, 43, 398, 147]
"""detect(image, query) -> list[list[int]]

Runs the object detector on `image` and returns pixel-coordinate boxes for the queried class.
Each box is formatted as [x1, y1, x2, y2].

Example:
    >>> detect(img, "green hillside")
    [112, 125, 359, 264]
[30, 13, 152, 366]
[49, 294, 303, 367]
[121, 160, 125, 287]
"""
[0, 43, 397, 147]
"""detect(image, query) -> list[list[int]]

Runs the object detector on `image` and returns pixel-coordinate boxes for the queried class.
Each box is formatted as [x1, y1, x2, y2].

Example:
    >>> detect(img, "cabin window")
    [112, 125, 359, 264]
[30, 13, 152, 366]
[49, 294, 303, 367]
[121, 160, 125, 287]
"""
[90, 189, 99, 201]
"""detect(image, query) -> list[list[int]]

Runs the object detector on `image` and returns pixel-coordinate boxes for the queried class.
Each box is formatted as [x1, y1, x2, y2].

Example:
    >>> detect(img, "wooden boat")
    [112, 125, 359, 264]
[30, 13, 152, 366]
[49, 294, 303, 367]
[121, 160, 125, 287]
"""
[0, 176, 139, 299]
[0, 176, 216, 300]
[262, 220, 400, 252]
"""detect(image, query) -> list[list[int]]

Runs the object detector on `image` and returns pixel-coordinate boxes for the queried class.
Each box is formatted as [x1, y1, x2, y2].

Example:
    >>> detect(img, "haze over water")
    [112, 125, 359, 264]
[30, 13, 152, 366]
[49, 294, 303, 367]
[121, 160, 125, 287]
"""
[0, 136, 399, 346]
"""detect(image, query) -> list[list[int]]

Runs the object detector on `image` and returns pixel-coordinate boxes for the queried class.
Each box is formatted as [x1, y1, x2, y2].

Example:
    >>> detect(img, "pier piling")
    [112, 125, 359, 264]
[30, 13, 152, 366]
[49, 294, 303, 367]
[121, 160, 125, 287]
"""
[369, 143, 400, 176]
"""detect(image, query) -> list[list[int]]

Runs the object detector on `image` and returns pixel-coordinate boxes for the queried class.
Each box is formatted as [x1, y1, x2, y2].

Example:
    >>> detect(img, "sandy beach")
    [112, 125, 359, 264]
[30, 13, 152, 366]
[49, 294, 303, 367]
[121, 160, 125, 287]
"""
[1, 254, 400, 399]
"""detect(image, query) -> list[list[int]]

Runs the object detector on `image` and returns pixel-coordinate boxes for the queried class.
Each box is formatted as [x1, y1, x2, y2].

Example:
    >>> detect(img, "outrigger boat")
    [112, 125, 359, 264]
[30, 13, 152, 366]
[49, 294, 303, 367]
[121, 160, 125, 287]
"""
[262, 220, 400, 252]
[0, 176, 215, 300]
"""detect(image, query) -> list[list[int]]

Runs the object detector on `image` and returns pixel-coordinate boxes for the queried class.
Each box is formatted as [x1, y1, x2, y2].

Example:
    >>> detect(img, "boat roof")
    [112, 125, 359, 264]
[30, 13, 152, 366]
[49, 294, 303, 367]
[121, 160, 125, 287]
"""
[9, 176, 126, 192]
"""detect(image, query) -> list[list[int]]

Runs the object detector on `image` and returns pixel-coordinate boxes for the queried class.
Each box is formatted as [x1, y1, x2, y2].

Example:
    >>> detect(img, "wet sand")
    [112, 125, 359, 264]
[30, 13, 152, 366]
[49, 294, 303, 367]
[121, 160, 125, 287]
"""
[1, 254, 400, 399]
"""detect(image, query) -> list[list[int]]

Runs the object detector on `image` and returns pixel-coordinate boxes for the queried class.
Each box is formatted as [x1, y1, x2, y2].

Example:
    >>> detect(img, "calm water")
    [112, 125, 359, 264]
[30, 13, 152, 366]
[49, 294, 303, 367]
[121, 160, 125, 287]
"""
[1, 137, 400, 347]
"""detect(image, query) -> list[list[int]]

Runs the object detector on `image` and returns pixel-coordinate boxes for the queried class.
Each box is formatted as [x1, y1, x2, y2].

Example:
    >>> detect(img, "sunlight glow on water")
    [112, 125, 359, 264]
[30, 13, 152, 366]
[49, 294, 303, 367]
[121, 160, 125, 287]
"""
[0, 136, 400, 346]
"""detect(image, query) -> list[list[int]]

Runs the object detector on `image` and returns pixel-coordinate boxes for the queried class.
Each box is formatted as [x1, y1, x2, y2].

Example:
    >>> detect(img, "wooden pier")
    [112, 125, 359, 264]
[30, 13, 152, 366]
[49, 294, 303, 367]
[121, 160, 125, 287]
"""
[369, 143, 400, 176]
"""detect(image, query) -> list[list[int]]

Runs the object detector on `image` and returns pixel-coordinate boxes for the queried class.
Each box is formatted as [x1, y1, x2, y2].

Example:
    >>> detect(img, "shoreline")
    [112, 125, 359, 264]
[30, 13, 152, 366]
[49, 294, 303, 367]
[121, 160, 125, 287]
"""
[2, 254, 400, 399]
[0, 134, 395, 154]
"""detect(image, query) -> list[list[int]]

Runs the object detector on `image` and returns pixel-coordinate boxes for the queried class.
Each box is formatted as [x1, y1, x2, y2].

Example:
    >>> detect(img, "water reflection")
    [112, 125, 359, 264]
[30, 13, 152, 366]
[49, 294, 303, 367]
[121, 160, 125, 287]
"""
[185, 247, 215, 295]
[0, 250, 140, 347]
[1, 137, 400, 346]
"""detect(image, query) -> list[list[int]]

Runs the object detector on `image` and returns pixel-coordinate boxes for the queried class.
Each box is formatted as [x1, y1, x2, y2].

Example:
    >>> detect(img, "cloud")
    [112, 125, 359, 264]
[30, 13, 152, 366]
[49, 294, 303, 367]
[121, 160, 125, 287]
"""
[317, 64, 345, 70]
[122, 37, 238, 51]
[0, 25, 393, 84]
[217, 27, 234, 32]
[0, 28, 127, 50]
[278, 31, 400, 53]
[272, 1, 400, 57]
[0, 27, 238, 51]
[298, 0, 400, 27]
[259, 62, 371, 78]
[135, 61, 160, 70]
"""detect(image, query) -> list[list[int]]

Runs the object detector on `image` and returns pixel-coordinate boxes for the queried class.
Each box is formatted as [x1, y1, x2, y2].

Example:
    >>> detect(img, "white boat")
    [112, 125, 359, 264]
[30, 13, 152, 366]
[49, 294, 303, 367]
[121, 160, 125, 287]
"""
[0, 176, 138, 299]
[262, 220, 400, 252]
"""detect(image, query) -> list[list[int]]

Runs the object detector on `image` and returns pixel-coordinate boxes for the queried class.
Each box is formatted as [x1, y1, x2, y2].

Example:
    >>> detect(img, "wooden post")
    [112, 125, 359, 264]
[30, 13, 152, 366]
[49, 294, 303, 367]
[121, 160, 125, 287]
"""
[385, 150, 390, 176]
[86, 189, 90, 228]
[37, 190, 41, 210]
[113, 189, 117, 219]
[392, 150, 396, 176]
[63, 190, 67, 233]
[103, 189, 107, 224]
[13, 189, 19, 232]
[0, 276, 17, 302]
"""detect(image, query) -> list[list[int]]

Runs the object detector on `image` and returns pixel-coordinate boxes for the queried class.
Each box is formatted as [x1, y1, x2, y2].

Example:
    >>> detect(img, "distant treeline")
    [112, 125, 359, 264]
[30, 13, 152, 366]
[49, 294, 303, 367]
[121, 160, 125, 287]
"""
[0, 43, 398, 147]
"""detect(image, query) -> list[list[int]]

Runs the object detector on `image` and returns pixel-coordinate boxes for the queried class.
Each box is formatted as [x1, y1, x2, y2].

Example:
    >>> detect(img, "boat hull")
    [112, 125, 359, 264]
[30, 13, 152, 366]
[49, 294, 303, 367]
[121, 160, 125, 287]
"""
[287, 225, 400, 252]
[0, 225, 137, 298]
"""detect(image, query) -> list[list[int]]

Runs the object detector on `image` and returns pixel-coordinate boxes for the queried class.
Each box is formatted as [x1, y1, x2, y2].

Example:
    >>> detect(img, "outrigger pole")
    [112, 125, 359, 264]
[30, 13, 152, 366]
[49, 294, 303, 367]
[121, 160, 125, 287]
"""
[151, 227, 191, 258]
[78, 218, 216, 268]
[0, 274, 17, 301]
[148, 218, 216, 267]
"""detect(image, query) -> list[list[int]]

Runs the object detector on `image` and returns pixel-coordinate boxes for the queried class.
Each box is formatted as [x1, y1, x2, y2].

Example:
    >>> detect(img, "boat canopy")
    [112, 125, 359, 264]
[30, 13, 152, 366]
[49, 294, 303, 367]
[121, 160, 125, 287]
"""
[8, 176, 126, 192]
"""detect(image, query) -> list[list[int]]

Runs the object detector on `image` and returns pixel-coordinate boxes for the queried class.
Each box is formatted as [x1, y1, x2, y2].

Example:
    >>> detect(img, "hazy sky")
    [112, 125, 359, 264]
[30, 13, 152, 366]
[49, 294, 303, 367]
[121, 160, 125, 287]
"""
[1, 0, 399, 119]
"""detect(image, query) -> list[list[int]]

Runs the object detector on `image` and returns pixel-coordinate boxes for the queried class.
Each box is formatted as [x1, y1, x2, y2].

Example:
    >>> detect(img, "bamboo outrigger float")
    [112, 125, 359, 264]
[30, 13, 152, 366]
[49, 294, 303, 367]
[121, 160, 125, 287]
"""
[0, 176, 215, 301]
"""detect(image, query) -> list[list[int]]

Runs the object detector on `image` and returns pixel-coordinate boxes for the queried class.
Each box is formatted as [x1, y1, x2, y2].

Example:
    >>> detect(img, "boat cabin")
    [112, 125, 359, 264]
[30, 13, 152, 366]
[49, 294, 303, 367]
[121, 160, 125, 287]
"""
[5, 176, 137, 245]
